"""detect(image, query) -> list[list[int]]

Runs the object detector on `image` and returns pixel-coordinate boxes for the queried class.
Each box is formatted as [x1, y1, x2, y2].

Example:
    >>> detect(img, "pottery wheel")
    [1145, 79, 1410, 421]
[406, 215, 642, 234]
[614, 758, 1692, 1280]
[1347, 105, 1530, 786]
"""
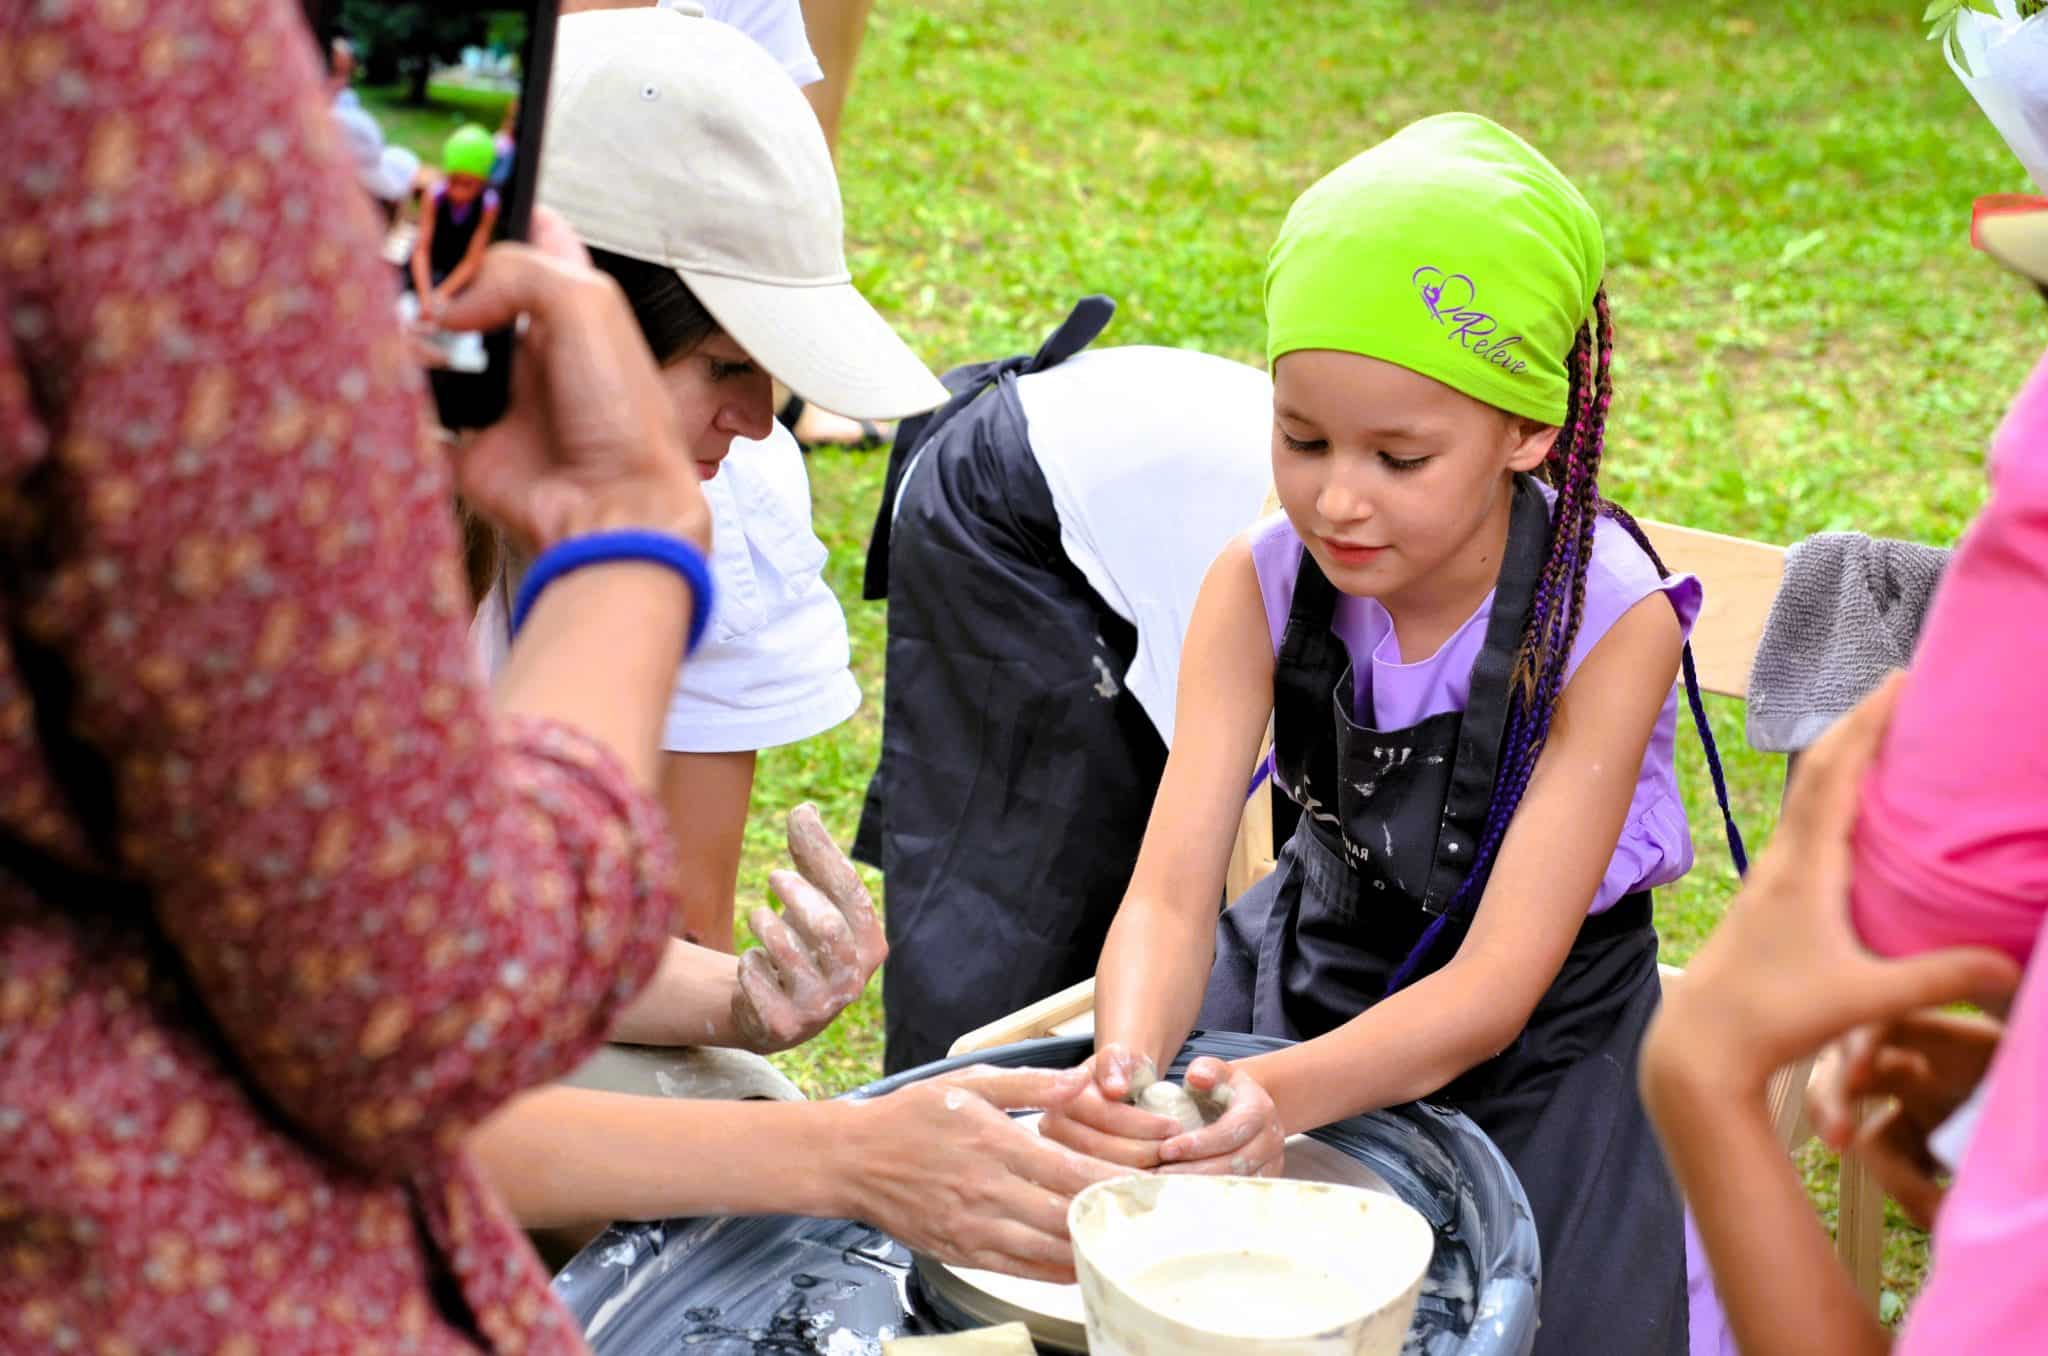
[913, 1117, 1396, 1353]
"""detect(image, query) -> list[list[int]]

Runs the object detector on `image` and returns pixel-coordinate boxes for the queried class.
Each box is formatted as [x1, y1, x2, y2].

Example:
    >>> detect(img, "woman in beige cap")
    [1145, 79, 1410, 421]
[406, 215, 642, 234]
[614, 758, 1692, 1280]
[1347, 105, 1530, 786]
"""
[476, 0, 946, 953]
[468, 6, 1121, 1282]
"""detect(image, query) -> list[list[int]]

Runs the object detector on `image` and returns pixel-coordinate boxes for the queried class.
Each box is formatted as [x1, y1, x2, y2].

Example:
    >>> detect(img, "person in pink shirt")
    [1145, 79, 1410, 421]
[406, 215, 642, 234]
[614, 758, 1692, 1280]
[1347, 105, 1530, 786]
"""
[1640, 206, 2048, 1355]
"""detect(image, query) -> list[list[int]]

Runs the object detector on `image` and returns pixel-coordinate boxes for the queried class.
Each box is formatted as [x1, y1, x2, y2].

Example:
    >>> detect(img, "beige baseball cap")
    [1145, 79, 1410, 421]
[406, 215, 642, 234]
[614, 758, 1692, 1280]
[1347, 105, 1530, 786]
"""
[541, 5, 947, 419]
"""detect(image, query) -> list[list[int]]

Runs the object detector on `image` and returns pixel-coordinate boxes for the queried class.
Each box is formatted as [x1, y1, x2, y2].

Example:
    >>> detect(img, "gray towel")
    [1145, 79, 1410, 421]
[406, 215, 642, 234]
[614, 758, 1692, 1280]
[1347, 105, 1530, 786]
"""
[1745, 532, 1951, 753]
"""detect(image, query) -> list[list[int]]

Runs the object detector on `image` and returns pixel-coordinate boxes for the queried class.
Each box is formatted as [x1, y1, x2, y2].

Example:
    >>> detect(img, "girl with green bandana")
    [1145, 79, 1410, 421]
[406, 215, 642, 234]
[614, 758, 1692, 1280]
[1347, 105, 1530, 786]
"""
[1042, 114, 1731, 1355]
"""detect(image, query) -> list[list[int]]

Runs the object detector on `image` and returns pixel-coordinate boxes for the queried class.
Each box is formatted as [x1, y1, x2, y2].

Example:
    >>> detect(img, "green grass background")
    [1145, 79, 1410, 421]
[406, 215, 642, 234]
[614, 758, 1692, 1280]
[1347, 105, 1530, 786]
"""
[731, 0, 2037, 1312]
[360, 81, 512, 160]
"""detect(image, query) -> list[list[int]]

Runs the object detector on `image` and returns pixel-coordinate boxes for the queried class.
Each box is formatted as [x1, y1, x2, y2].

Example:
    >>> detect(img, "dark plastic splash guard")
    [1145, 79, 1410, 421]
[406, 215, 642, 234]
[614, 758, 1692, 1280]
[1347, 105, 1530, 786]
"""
[552, 1032, 1540, 1355]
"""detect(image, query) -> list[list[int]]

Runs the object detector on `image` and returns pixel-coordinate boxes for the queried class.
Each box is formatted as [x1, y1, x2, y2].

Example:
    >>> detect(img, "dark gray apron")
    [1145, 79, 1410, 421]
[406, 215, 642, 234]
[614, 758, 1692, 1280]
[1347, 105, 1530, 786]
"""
[1199, 478, 1688, 1356]
[856, 299, 1173, 1074]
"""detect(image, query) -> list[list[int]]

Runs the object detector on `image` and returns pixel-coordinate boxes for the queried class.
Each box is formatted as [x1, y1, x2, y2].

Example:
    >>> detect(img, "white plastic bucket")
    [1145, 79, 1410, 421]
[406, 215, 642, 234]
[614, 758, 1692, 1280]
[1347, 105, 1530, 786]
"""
[1068, 1175, 1434, 1356]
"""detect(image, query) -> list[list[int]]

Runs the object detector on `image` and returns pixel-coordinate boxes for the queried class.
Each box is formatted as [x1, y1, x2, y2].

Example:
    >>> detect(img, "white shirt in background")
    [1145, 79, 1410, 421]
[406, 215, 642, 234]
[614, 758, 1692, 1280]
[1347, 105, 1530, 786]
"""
[473, 419, 860, 753]
[1014, 346, 1274, 746]
[692, 0, 824, 87]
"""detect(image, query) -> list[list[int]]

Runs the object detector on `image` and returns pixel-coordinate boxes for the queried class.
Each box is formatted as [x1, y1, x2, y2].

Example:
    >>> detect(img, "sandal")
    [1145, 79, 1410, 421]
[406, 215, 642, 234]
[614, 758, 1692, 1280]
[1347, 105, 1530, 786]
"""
[778, 394, 890, 452]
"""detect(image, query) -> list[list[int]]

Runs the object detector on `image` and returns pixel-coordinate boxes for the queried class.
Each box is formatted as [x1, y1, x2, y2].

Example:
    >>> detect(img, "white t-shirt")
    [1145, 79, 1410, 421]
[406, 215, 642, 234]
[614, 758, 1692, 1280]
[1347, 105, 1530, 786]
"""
[692, 0, 824, 87]
[473, 420, 860, 753]
[1012, 346, 1274, 746]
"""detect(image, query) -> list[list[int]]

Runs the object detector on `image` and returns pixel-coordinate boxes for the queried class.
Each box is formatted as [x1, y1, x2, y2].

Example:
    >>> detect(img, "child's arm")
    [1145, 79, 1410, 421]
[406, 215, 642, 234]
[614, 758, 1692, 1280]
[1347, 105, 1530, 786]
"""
[1040, 540, 1275, 1162]
[409, 201, 438, 312]
[1094, 539, 1275, 1063]
[438, 197, 499, 303]
[1638, 680, 2017, 1356]
[1170, 590, 1683, 1163]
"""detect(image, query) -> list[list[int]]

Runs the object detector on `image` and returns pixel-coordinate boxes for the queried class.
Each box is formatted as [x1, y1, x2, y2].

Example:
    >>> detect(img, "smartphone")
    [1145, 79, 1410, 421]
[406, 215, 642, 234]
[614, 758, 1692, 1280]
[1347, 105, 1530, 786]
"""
[300, 0, 558, 429]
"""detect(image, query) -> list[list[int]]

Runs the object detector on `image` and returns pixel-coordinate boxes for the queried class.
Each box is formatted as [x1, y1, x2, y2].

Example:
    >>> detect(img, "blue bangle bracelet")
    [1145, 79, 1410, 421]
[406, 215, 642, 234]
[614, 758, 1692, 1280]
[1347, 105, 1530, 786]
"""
[510, 529, 715, 653]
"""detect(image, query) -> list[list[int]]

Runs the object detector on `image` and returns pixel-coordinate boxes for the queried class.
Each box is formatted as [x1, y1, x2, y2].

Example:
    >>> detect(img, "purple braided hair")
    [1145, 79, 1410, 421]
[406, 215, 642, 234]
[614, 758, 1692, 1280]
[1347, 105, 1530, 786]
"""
[1468, 291, 1616, 898]
[1384, 289, 1748, 993]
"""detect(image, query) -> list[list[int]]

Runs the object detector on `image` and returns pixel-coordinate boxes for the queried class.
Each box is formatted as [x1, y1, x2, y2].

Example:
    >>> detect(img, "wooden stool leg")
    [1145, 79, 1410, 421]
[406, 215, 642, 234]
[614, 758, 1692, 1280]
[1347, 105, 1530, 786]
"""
[1836, 1150, 1886, 1309]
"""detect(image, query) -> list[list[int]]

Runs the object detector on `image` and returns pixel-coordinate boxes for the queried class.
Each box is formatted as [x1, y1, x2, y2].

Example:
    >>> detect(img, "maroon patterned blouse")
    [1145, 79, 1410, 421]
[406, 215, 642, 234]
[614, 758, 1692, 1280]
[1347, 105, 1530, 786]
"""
[0, 3, 679, 1352]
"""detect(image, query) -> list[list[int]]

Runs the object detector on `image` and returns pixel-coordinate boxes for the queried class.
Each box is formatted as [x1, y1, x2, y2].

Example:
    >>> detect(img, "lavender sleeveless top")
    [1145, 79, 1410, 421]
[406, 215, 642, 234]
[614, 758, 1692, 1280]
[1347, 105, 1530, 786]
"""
[1248, 492, 1703, 915]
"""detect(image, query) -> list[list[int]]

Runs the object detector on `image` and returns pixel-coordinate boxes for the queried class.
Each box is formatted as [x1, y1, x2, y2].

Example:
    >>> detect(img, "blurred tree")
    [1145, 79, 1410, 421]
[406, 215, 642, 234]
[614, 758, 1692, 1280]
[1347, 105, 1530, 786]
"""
[336, 1, 500, 105]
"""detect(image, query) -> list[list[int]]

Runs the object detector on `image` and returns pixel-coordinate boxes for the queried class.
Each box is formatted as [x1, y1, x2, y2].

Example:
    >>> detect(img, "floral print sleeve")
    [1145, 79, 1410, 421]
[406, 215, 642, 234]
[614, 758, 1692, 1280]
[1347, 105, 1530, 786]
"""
[0, 2, 678, 1352]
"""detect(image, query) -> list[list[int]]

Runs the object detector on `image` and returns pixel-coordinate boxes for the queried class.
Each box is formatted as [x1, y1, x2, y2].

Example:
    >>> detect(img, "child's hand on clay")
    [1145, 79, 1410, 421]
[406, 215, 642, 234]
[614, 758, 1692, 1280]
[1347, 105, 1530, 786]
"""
[1807, 1008, 2004, 1228]
[1038, 1046, 1180, 1169]
[730, 803, 888, 1055]
[1645, 677, 2019, 1100]
[1156, 1056, 1286, 1178]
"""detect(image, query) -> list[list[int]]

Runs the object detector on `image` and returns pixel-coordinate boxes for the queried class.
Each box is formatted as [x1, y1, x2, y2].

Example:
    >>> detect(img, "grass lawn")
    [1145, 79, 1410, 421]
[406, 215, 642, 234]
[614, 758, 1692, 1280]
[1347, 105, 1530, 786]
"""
[733, 0, 2040, 1313]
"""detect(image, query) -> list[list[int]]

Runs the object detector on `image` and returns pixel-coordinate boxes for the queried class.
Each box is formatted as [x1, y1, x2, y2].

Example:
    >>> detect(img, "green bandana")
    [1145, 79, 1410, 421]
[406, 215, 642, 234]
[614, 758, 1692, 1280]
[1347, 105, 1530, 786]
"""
[1264, 113, 1604, 427]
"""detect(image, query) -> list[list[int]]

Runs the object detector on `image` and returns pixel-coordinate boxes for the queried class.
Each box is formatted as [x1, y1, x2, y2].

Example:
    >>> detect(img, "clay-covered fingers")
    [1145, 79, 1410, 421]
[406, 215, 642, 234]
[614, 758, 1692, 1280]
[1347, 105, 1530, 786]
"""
[747, 903, 823, 993]
[1091, 1044, 1151, 1102]
[730, 904, 832, 1053]
[1039, 1106, 1172, 1170]
[1158, 1059, 1285, 1177]
[770, 869, 860, 989]
[1038, 1076, 1179, 1169]
[732, 945, 802, 1052]
[731, 858, 887, 1055]
[784, 804, 886, 970]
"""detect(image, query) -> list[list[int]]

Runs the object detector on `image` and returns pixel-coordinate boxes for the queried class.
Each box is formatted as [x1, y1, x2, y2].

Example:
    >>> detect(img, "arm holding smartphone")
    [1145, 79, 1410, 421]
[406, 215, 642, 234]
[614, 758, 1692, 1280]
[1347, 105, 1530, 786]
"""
[1639, 682, 2020, 1356]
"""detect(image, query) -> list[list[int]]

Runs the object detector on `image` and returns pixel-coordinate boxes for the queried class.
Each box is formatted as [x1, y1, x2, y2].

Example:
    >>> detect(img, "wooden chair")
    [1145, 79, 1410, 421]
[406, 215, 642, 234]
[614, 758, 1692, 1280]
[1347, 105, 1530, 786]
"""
[945, 519, 1887, 1308]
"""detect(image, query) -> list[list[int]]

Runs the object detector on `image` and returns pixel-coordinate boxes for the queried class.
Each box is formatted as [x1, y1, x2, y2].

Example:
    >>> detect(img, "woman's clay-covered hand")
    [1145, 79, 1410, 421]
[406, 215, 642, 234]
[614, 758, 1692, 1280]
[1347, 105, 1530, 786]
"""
[436, 208, 712, 553]
[1807, 1008, 2004, 1228]
[1038, 1047, 1181, 1169]
[1155, 1056, 1286, 1178]
[731, 804, 888, 1055]
[843, 1065, 1130, 1282]
[1644, 677, 2020, 1099]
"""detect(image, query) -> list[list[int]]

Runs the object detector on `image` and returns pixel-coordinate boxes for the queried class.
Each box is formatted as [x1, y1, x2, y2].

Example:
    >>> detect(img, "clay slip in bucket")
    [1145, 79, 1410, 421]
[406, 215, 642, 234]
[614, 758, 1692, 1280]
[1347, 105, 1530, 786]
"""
[1069, 1175, 1434, 1356]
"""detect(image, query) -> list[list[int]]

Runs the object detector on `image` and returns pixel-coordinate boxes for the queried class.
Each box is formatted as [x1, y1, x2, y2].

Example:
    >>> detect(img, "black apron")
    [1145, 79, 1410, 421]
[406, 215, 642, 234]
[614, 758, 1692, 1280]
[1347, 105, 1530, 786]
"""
[857, 299, 1171, 1074]
[1198, 478, 1689, 1356]
[426, 188, 490, 287]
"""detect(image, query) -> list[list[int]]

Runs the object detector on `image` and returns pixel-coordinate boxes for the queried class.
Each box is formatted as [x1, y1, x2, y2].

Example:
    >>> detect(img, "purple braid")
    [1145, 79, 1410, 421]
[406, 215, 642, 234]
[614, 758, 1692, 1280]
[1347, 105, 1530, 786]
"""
[1384, 291, 1615, 993]
[1471, 291, 1615, 900]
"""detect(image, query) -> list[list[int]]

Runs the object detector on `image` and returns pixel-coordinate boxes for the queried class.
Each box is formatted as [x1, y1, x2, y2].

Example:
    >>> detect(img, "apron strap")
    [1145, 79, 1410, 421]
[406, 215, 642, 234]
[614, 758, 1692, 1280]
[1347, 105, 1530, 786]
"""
[1421, 475, 1552, 912]
[1269, 545, 1346, 810]
[860, 296, 1117, 601]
